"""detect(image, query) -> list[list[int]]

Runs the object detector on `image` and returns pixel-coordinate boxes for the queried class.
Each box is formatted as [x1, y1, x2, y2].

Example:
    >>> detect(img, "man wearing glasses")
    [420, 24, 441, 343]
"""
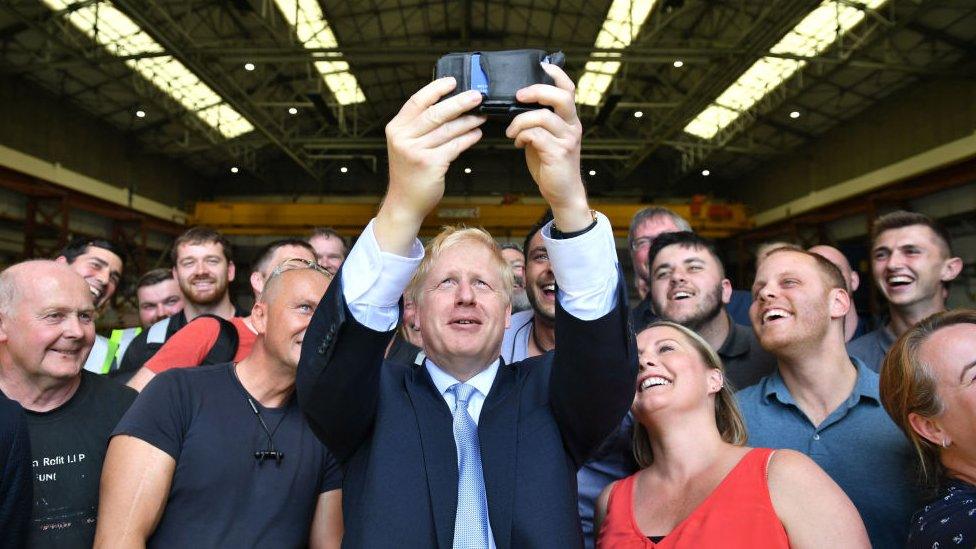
[125, 239, 317, 392]
[627, 207, 692, 332]
[96, 260, 342, 547]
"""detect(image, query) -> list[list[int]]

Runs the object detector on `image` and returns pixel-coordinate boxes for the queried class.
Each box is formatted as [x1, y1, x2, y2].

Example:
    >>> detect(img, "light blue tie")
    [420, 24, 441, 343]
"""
[449, 383, 490, 549]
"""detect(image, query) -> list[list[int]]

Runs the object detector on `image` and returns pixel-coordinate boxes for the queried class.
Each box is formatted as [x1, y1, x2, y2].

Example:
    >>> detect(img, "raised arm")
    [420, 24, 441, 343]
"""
[94, 435, 175, 548]
[768, 449, 870, 548]
[507, 63, 637, 464]
[297, 78, 486, 460]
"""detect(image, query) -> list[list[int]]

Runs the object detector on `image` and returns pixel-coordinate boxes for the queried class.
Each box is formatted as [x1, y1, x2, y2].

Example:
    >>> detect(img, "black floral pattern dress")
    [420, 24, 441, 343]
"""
[908, 478, 976, 549]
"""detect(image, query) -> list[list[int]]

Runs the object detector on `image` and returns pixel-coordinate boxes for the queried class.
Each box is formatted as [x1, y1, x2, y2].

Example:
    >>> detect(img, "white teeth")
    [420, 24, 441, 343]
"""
[673, 291, 692, 300]
[456, 320, 474, 325]
[887, 275, 913, 285]
[640, 376, 672, 391]
[543, 284, 555, 292]
[763, 309, 791, 323]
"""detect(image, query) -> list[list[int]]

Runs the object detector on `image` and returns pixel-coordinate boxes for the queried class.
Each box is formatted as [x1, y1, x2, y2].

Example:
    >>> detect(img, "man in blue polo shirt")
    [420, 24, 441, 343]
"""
[737, 246, 919, 548]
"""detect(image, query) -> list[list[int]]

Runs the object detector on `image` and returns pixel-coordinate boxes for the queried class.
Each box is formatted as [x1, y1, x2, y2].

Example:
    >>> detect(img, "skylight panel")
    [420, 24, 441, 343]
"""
[576, 0, 657, 107]
[41, 0, 254, 139]
[684, 0, 887, 140]
[274, 0, 365, 105]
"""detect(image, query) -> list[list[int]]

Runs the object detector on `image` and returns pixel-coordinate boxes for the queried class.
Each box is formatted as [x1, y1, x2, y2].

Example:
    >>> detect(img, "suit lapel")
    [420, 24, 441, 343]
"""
[404, 366, 458, 549]
[480, 361, 518, 549]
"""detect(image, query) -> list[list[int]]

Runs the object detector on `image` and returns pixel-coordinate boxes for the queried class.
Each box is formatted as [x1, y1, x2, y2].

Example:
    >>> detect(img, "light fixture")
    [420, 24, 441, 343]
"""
[701, 169, 710, 177]
[244, 62, 256, 71]
[135, 110, 146, 118]
[588, 169, 597, 176]
[576, 0, 659, 106]
[272, 0, 365, 105]
[634, 110, 644, 118]
[463, 167, 472, 174]
[684, 0, 888, 140]
[339, 166, 348, 173]
[673, 60, 684, 68]
[288, 107, 299, 115]
[41, 0, 254, 139]
[789, 110, 801, 119]
[230, 166, 240, 174]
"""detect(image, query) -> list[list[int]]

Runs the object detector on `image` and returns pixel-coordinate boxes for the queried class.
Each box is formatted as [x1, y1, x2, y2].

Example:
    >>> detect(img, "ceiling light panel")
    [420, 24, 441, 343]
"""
[576, 0, 658, 107]
[41, 0, 254, 139]
[273, 0, 365, 106]
[683, 0, 887, 140]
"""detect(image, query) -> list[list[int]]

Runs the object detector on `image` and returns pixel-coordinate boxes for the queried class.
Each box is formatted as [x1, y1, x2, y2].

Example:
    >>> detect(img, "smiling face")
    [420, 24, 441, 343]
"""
[750, 251, 848, 354]
[60, 246, 123, 308]
[253, 269, 331, 369]
[136, 278, 184, 329]
[309, 234, 346, 274]
[915, 322, 976, 459]
[416, 241, 511, 378]
[0, 263, 96, 381]
[631, 216, 682, 286]
[632, 325, 723, 421]
[524, 231, 556, 322]
[872, 225, 958, 311]
[650, 244, 731, 330]
[173, 241, 235, 306]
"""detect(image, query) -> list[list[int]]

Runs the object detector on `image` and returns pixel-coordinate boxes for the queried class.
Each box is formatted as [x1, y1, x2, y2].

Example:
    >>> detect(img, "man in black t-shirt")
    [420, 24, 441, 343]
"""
[97, 262, 341, 547]
[114, 226, 246, 381]
[0, 260, 136, 548]
[0, 391, 32, 548]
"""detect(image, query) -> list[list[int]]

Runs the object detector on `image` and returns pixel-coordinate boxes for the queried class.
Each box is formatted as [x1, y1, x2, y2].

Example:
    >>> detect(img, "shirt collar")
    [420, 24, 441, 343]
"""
[717, 314, 749, 359]
[761, 354, 880, 406]
[425, 357, 500, 399]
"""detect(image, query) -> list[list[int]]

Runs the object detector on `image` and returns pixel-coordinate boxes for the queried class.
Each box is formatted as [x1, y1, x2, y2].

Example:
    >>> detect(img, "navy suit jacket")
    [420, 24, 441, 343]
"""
[297, 267, 637, 548]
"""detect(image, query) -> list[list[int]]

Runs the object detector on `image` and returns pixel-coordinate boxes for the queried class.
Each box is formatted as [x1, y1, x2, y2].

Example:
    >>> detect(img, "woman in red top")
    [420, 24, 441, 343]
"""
[596, 321, 868, 548]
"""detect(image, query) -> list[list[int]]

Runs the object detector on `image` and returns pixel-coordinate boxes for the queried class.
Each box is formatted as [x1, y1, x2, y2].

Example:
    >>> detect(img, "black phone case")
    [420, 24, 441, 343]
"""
[434, 49, 565, 116]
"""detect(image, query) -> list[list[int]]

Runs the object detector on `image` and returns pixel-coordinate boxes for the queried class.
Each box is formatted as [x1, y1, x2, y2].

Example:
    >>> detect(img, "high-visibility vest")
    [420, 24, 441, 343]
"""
[82, 327, 143, 374]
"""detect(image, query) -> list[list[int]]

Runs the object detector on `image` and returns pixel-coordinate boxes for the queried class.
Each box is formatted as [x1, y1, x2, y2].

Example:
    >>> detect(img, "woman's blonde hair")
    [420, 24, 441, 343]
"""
[632, 321, 748, 468]
[880, 309, 976, 490]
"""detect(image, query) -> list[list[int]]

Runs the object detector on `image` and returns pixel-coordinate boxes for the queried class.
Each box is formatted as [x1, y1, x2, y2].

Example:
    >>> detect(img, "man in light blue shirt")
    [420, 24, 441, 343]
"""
[737, 246, 919, 548]
[298, 63, 638, 548]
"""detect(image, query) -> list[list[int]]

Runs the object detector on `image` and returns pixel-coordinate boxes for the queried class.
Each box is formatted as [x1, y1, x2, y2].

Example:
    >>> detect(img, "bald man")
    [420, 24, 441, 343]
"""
[809, 245, 862, 342]
[0, 260, 136, 549]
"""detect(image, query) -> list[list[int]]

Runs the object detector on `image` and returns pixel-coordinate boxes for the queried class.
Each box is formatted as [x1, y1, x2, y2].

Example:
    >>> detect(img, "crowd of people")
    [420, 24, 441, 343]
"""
[0, 63, 973, 549]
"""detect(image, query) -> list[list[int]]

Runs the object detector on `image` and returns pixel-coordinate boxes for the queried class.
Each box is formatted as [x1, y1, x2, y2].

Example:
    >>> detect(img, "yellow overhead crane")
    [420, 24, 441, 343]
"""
[192, 196, 752, 239]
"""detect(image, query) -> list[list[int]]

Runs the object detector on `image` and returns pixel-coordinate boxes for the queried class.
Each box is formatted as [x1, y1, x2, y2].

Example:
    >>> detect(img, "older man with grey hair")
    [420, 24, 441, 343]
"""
[627, 207, 692, 330]
[0, 260, 135, 549]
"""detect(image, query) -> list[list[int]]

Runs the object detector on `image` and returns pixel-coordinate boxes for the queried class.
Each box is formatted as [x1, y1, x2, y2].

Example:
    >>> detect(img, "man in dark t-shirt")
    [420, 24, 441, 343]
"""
[97, 263, 341, 546]
[0, 391, 32, 548]
[0, 260, 137, 548]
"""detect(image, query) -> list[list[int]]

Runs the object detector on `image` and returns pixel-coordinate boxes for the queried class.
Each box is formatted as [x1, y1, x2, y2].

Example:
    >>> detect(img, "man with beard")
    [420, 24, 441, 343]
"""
[500, 243, 530, 313]
[647, 231, 775, 390]
[499, 210, 636, 549]
[627, 207, 692, 332]
[849, 211, 962, 372]
[124, 239, 317, 391]
[0, 261, 136, 548]
[114, 227, 245, 382]
[54, 238, 126, 375]
[736, 247, 919, 548]
[809, 245, 864, 342]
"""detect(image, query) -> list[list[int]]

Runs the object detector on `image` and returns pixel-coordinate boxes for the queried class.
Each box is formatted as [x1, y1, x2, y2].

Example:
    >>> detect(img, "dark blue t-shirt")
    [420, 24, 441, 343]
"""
[908, 479, 976, 549]
[112, 363, 341, 548]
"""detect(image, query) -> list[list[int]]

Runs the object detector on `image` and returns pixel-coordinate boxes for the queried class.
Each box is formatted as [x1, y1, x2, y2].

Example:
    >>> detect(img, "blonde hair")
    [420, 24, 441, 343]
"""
[880, 309, 976, 490]
[632, 321, 748, 468]
[413, 226, 514, 305]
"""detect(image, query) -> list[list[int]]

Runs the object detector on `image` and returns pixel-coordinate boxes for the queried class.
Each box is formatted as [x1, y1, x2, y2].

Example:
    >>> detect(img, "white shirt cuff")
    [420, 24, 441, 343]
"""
[541, 212, 619, 321]
[341, 219, 424, 331]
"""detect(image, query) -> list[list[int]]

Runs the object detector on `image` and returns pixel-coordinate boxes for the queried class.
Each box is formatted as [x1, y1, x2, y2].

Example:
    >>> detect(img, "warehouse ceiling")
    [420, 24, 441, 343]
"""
[1, 0, 974, 200]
